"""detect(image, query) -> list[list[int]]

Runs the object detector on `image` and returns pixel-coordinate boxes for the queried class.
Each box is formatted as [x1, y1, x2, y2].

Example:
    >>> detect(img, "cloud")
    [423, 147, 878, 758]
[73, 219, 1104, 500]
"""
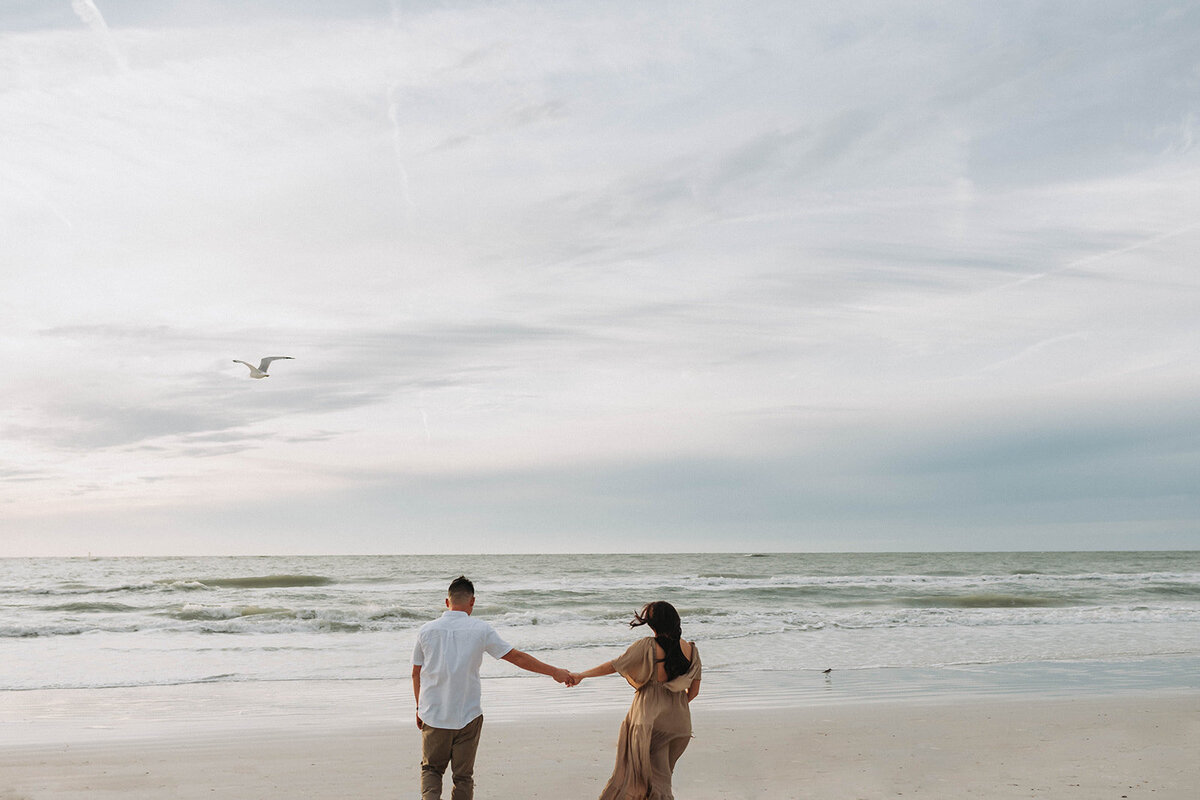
[1, 1, 1198, 553]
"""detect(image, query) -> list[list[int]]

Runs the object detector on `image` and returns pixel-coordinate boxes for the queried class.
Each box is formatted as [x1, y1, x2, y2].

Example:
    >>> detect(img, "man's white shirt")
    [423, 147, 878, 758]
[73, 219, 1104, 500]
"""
[412, 610, 513, 729]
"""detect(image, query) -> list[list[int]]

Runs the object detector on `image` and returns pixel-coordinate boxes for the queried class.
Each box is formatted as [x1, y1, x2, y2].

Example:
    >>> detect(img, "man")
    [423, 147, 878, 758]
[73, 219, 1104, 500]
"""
[411, 575, 573, 800]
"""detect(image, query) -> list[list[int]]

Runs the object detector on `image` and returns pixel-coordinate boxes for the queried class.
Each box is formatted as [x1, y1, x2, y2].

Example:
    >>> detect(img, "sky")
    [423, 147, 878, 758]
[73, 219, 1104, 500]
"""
[2, 1, 1198, 556]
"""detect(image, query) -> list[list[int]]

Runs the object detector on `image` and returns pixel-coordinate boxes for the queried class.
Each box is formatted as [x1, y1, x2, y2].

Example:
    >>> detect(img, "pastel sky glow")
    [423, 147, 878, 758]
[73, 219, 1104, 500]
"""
[2, 1, 1198, 555]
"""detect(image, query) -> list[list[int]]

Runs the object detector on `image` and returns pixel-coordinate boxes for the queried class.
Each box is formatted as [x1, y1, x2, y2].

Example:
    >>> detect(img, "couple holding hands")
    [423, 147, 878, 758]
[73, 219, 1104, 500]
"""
[412, 576, 702, 800]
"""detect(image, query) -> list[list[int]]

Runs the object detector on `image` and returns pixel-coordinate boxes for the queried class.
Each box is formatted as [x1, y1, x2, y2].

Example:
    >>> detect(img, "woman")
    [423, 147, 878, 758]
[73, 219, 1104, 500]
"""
[571, 601, 702, 800]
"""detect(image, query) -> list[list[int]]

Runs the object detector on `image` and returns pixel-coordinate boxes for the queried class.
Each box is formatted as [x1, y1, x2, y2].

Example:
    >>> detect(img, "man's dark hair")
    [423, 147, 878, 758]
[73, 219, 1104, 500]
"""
[448, 575, 474, 603]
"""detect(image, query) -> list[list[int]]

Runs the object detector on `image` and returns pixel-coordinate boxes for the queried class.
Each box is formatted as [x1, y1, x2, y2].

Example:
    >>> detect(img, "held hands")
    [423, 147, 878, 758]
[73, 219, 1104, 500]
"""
[551, 667, 579, 686]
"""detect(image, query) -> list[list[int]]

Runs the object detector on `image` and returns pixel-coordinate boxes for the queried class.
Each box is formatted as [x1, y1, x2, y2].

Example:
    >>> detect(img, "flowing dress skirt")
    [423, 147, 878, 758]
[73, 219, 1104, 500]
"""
[598, 681, 693, 800]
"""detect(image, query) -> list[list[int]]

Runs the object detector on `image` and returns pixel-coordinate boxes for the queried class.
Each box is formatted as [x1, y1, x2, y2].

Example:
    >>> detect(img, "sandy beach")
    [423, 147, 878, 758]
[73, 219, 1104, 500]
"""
[2, 690, 1196, 799]
[3, 554, 1198, 798]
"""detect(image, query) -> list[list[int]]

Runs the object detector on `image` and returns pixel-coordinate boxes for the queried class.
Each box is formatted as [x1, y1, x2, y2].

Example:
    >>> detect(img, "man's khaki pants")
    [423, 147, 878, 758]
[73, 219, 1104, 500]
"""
[421, 714, 484, 800]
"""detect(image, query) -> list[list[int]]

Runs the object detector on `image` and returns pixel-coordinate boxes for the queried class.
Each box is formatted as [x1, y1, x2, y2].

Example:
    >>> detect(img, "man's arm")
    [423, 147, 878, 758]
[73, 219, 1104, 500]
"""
[501, 648, 573, 684]
[411, 665, 423, 729]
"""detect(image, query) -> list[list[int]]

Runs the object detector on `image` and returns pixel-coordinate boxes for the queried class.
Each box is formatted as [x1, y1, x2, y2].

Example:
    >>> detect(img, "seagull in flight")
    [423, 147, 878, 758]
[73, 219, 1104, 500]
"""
[233, 356, 294, 379]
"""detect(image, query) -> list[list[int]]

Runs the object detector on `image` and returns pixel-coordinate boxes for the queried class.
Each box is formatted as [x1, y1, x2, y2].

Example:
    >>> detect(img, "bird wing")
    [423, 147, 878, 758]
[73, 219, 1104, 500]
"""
[233, 360, 255, 371]
[257, 356, 294, 371]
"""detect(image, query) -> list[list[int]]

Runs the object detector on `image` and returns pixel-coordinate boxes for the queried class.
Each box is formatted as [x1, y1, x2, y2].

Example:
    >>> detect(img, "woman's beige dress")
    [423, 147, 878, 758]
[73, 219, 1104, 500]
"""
[598, 636, 702, 800]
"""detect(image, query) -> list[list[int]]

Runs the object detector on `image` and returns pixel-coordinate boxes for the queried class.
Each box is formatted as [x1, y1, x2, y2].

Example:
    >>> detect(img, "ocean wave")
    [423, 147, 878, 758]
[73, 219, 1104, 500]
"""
[1144, 581, 1200, 598]
[488, 570, 1200, 596]
[364, 607, 427, 622]
[190, 575, 335, 589]
[4, 554, 1198, 691]
[0, 623, 126, 638]
[36, 601, 141, 614]
[901, 593, 1074, 609]
[156, 581, 210, 591]
[195, 618, 366, 635]
[7, 597, 1199, 641]
[25, 576, 343, 594]
[826, 604, 1200, 630]
[174, 604, 295, 621]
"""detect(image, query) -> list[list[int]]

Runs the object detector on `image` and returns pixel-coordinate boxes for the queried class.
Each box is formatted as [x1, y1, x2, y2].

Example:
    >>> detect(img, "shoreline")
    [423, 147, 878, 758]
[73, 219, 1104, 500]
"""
[2, 690, 1197, 799]
[4, 654, 1198, 747]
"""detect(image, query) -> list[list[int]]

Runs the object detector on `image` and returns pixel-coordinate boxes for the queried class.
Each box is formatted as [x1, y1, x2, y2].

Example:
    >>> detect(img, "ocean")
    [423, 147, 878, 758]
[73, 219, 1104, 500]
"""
[3, 551, 1198, 701]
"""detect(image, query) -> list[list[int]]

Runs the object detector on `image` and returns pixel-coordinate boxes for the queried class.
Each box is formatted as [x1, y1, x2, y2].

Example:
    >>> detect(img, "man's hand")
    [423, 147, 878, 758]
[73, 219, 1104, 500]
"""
[552, 666, 576, 686]
[415, 713, 424, 731]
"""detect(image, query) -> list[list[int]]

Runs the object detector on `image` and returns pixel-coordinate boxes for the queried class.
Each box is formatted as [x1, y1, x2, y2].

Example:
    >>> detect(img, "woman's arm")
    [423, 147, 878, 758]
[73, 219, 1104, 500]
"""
[686, 679, 700, 702]
[571, 660, 617, 682]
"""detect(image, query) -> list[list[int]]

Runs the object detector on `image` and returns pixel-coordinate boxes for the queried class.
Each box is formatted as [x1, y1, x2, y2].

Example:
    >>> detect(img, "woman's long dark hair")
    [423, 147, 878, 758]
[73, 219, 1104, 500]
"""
[630, 601, 690, 681]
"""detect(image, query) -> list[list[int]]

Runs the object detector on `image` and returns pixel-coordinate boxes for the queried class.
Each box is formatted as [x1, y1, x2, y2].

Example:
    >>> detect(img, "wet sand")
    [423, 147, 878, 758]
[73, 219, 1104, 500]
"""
[2, 690, 1197, 799]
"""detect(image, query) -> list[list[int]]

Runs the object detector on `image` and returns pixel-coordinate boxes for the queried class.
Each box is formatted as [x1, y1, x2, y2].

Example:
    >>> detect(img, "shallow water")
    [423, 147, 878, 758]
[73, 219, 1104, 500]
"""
[2, 552, 1198, 692]
[5, 654, 1197, 747]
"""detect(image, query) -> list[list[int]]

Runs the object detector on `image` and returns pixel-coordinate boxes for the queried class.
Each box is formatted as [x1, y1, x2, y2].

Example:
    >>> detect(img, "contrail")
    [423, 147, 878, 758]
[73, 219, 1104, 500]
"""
[1063, 219, 1200, 271]
[43, 197, 75, 232]
[972, 331, 1091, 376]
[998, 220, 1200, 292]
[386, 86, 416, 223]
[71, 0, 129, 73]
[386, 0, 416, 225]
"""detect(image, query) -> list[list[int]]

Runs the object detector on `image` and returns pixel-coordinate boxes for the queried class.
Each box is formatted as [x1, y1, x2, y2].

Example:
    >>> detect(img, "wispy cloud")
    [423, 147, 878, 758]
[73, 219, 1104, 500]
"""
[2, 1, 1198, 553]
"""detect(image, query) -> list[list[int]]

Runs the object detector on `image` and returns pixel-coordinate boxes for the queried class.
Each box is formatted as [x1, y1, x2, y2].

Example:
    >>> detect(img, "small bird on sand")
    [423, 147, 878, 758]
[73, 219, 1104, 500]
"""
[822, 668, 832, 674]
[233, 356, 293, 378]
